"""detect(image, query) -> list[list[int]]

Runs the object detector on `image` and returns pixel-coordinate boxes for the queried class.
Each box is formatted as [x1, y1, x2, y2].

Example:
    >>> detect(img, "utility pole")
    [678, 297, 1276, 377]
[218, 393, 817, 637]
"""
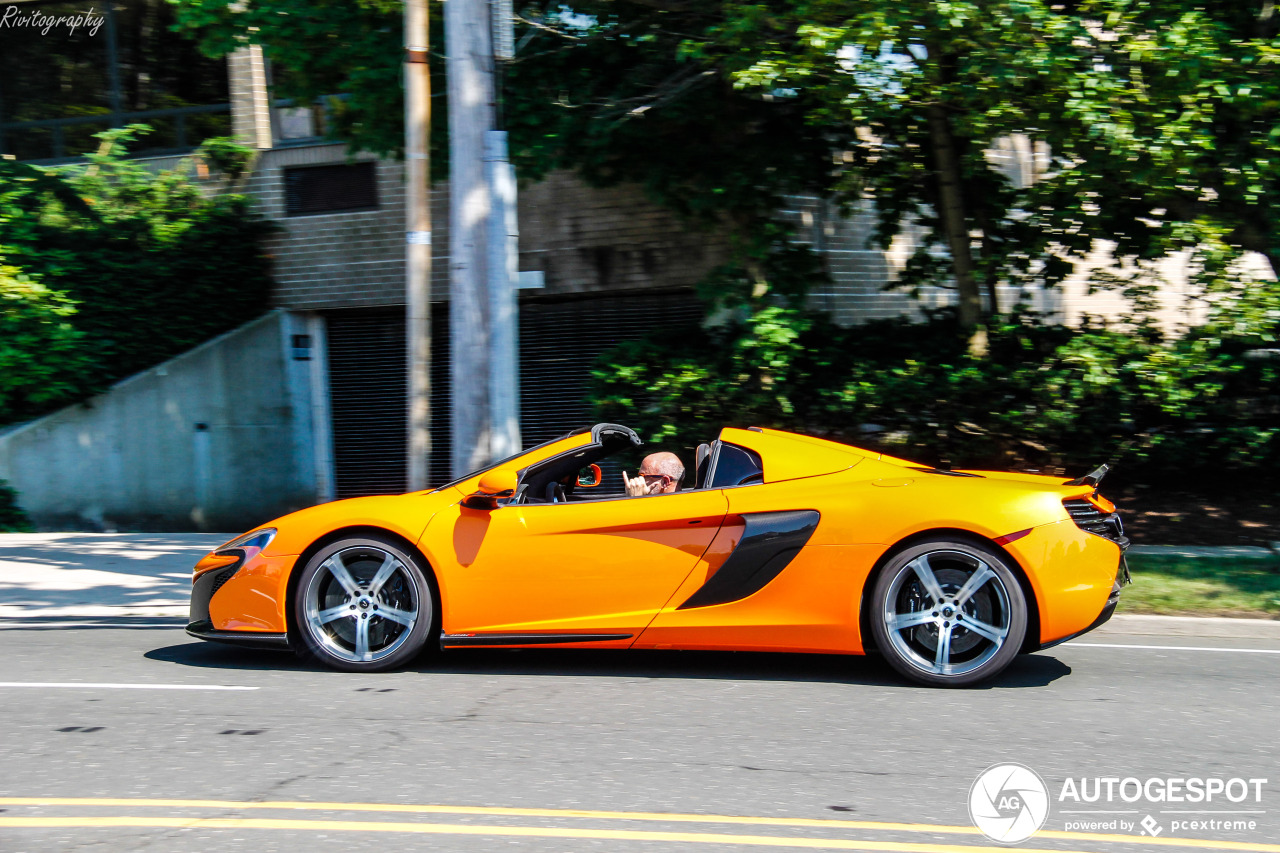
[446, 0, 520, 476]
[405, 0, 432, 490]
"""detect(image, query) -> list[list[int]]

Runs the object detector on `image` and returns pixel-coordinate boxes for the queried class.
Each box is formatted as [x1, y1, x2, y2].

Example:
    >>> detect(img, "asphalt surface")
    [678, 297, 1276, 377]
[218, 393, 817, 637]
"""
[0, 534, 1277, 852]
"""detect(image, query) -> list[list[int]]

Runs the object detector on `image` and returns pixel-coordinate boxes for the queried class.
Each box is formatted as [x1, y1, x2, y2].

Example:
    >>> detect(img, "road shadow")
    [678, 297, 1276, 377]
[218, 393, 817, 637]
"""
[0, 533, 226, 615]
[146, 639, 1072, 689]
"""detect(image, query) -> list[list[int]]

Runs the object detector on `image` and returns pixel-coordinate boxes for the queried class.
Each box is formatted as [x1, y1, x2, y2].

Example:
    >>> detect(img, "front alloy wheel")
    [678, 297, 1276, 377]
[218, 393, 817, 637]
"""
[870, 539, 1027, 687]
[294, 536, 435, 672]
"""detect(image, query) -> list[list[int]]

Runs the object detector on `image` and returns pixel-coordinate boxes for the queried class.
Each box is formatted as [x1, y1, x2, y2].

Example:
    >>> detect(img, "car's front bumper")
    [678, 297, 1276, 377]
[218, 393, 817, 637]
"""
[188, 552, 292, 649]
[186, 620, 290, 649]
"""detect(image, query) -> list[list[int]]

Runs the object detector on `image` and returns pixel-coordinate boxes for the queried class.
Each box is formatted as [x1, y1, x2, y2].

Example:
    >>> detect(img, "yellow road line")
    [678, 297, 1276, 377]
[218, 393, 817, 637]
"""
[0, 815, 1099, 851]
[0, 799, 1273, 853]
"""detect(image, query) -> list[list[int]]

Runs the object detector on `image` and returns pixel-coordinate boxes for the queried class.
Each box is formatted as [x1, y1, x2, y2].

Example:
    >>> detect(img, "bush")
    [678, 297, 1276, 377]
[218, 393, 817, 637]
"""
[590, 287, 1280, 490]
[0, 257, 92, 420]
[0, 127, 274, 425]
[0, 479, 33, 532]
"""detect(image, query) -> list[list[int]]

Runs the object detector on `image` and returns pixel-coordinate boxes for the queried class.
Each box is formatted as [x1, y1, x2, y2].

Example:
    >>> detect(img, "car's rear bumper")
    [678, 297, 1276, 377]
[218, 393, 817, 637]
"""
[1003, 519, 1127, 647]
[1035, 576, 1122, 651]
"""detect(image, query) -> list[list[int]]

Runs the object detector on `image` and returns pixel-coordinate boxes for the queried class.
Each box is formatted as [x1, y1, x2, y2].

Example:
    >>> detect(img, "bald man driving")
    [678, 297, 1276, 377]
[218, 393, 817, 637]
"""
[623, 452, 685, 496]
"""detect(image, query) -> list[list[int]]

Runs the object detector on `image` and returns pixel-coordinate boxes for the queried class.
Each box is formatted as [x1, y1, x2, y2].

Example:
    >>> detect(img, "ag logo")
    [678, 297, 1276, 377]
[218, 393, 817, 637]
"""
[968, 763, 1050, 843]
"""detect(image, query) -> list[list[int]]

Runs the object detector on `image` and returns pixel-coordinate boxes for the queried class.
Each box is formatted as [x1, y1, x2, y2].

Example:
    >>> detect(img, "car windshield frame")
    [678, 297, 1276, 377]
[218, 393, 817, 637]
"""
[426, 427, 592, 495]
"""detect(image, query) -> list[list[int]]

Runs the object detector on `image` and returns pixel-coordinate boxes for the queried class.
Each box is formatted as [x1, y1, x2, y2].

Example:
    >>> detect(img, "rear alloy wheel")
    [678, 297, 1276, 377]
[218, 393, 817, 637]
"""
[294, 536, 435, 672]
[870, 539, 1027, 687]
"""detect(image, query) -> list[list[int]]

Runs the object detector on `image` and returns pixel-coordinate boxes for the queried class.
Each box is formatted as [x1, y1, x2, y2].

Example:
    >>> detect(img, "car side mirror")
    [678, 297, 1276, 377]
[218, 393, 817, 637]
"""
[577, 463, 602, 488]
[461, 468, 518, 509]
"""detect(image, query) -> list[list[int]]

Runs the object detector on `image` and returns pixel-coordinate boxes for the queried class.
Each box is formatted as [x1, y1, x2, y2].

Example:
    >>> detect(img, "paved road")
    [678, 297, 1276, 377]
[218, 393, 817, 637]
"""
[0, 623, 1276, 852]
[1, 534, 1277, 852]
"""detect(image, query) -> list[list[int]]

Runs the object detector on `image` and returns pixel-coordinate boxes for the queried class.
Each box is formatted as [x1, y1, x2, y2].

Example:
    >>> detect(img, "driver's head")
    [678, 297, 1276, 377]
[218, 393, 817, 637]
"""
[638, 452, 685, 494]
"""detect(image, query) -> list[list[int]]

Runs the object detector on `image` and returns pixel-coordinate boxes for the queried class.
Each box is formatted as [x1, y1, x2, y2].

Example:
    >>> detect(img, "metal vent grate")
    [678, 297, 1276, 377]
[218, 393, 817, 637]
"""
[284, 163, 378, 217]
[209, 567, 239, 596]
[427, 290, 704, 488]
[1063, 497, 1126, 544]
[517, 291, 702, 446]
[325, 292, 704, 494]
[327, 309, 409, 498]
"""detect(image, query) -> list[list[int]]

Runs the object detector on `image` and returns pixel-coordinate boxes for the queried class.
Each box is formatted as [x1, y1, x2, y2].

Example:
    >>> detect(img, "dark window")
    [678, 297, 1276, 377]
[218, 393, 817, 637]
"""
[284, 163, 378, 216]
[708, 443, 763, 488]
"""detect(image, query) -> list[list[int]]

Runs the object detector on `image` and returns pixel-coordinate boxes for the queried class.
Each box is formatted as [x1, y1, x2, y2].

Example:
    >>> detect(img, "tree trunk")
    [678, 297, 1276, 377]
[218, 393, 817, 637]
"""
[927, 103, 983, 332]
[976, 208, 1001, 317]
[1257, 0, 1277, 40]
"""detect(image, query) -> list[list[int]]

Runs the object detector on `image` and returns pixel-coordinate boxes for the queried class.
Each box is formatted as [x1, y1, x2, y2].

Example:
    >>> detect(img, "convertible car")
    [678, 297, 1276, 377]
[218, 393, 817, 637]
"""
[188, 424, 1128, 686]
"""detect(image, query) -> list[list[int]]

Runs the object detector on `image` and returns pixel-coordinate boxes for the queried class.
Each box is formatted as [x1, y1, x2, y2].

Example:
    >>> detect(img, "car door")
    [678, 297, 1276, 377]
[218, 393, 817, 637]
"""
[425, 489, 730, 640]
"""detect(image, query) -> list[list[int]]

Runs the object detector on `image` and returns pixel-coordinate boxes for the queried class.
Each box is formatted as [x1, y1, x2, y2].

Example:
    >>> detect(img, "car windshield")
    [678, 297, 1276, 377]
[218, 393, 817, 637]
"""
[426, 427, 592, 494]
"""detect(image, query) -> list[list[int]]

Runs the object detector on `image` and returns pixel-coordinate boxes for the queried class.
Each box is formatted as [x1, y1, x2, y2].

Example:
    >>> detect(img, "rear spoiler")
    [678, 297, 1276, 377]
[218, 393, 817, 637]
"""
[1064, 463, 1109, 487]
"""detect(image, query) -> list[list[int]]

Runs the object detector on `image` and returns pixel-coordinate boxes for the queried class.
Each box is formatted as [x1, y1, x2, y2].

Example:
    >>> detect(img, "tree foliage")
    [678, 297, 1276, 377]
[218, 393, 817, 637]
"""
[171, 0, 442, 159]
[0, 479, 33, 533]
[166, 0, 1280, 488]
[0, 127, 274, 424]
[591, 285, 1280, 488]
[0, 257, 91, 419]
[1060, 1, 1280, 282]
[170, 1, 1280, 322]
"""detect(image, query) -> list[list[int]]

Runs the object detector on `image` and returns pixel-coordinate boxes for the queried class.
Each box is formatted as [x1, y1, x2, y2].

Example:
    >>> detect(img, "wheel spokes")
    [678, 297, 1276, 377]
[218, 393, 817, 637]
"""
[316, 604, 352, 625]
[887, 610, 935, 632]
[305, 544, 428, 666]
[354, 616, 371, 661]
[378, 605, 415, 627]
[953, 563, 996, 607]
[934, 622, 953, 670]
[368, 553, 400, 595]
[322, 554, 360, 596]
[908, 555, 946, 603]
[883, 548, 1017, 680]
[960, 615, 1007, 644]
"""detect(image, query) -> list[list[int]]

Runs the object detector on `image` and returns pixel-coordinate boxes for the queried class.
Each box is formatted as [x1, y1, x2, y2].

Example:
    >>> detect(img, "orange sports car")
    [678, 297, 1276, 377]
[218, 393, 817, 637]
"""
[187, 424, 1129, 686]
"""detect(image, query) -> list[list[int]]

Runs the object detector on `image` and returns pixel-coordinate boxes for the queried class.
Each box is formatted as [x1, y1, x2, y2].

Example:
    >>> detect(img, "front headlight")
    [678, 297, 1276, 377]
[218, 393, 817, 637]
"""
[216, 527, 277, 556]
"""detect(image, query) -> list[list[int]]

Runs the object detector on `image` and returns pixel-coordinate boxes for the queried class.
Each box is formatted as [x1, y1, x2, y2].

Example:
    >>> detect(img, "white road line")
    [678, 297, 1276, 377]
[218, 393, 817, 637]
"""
[0, 682, 258, 691]
[1066, 642, 1280, 654]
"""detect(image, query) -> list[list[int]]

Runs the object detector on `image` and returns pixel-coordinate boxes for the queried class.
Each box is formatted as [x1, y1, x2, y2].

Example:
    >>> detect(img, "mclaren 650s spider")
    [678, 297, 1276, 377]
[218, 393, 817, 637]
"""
[188, 424, 1129, 686]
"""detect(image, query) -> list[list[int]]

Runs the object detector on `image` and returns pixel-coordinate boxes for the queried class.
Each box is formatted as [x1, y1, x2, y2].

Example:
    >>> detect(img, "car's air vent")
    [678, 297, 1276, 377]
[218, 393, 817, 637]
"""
[209, 567, 239, 596]
[1063, 498, 1127, 548]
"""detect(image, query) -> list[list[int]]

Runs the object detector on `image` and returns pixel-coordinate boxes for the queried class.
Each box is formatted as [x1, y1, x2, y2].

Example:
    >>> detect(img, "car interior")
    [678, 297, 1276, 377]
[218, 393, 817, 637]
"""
[513, 425, 764, 504]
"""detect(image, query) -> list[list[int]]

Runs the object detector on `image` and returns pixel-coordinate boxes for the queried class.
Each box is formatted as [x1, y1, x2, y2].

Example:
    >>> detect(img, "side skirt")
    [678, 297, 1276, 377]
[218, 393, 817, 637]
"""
[440, 633, 632, 648]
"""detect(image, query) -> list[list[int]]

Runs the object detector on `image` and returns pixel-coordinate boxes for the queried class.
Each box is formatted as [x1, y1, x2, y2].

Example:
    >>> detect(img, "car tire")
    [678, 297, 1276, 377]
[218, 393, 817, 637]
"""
[293, 535, 436, 672]
[869, 538, 1027, 687]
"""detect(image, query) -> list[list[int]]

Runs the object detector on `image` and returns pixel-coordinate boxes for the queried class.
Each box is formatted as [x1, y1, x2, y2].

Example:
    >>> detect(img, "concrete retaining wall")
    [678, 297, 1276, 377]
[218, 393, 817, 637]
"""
[0, 311, 328, 532]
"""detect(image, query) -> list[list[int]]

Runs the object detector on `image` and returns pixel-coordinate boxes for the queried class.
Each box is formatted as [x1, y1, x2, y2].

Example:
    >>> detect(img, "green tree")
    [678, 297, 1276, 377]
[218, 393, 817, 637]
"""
[0, 479, 33, 532]
[1059, 1, 1280, 281]
[0, 127, 274, 423]
[0, 257, 91, 421]
[171, 0, 439, 158]
[704, 2, 1114, 334]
